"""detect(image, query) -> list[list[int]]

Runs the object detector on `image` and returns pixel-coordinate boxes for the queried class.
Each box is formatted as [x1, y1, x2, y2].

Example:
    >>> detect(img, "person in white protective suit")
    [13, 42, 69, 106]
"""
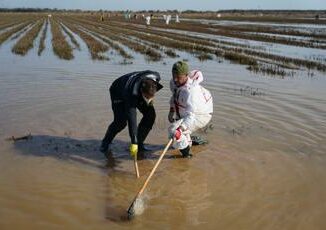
[168, 61, 213, 158]
[145, 16, 151, 26]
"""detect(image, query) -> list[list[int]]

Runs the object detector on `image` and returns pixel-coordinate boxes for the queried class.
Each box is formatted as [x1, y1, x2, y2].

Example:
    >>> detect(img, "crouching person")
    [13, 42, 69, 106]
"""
[168, 61, 213, 158]
[101, 70, 163, 159]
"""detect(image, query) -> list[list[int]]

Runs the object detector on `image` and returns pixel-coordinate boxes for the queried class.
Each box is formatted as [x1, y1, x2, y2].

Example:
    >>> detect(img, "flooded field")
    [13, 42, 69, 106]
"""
[0, 13, 326, 230]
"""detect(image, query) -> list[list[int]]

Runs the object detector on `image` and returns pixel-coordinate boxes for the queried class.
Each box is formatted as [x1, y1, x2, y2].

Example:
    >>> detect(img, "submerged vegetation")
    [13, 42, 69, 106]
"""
[0, 21, 32, 46]
[50, 19, 74, 60]
[247, 63, 295, 78]
[165, 49, 179, 58]
[60, 23, 80, 50]
[12, 20, 43, 55]
[197, 53, 214, 61]
[63, 22, 109, 60]
[10, 24, 32, 40]
[38, 19, 48, 56]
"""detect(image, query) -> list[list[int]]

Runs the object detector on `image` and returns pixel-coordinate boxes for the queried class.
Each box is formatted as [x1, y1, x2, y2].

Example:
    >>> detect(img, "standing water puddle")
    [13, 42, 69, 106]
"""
[0, 21, 326, 230]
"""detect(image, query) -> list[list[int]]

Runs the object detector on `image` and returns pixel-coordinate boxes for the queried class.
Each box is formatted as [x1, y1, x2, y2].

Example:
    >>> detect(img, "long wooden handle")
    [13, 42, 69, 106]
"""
[134, 156, 140, 178]
[136, 139, 173, 197]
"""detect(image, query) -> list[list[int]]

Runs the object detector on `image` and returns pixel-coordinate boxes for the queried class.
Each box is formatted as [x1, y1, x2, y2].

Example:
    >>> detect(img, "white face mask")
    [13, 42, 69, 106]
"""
[142, 94, 153, 105]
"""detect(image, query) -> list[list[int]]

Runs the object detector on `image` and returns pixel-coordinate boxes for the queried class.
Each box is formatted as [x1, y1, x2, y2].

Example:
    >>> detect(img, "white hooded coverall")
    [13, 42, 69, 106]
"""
[169, 70, 213, 149]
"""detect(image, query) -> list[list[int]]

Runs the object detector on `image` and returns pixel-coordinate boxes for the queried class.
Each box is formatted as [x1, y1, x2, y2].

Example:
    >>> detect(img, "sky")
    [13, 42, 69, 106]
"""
[0, 0, 325, 11]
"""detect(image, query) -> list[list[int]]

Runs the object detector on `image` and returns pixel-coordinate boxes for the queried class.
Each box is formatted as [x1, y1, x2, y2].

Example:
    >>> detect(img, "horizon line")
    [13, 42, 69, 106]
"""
[0, 7, 326, 11]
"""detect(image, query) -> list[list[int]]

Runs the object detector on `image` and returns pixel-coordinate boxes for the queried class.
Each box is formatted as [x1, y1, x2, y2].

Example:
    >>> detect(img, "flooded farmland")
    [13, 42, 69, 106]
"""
[0, 12, 326, 230]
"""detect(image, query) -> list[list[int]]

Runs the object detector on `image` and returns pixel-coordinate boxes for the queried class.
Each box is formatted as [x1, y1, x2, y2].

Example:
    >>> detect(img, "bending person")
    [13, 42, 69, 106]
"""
[101, 70, 163, 159]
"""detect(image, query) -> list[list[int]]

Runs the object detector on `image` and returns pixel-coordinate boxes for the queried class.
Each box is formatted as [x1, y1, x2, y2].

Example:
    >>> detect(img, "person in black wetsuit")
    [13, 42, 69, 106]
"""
[100, 70, 163, 159]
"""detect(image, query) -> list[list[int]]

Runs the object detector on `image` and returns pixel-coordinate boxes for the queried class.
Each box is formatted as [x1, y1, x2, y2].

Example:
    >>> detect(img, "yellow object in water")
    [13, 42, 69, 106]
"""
[129, 144, 138, 157]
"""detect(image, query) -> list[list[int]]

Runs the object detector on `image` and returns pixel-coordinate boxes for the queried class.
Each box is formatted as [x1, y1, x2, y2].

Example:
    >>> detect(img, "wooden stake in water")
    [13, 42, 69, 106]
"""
[127, 139, 173, 219]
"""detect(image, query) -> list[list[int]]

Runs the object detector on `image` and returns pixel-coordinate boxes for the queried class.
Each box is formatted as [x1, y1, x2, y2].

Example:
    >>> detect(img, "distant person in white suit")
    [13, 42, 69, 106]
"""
[176, 14, 180, 23]
[165, 15, 171, 25]
[145, 16, 151, 26]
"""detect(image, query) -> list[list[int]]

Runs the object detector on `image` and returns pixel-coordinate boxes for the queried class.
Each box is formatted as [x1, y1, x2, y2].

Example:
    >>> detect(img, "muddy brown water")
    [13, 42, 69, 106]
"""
[0, 23, 326, 230]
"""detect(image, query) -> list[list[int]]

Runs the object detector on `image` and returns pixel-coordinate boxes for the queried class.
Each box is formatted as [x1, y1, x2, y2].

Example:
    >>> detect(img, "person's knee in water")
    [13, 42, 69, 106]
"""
[101, 70, 163, 159]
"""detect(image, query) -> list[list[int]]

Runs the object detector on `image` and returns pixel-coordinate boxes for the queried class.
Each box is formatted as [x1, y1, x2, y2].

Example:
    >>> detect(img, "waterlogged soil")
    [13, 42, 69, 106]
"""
[189, 18, 326, 30]
[2, 14, 326, 76]
[0, 16, 326, 230]
[147, 26, 326, 62]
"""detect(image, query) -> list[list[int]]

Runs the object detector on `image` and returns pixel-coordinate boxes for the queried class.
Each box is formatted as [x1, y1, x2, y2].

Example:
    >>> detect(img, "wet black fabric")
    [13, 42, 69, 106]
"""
[101, 70, 161, 147]
[180, 145, 192, 158]
[101, 98, 156, 147]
